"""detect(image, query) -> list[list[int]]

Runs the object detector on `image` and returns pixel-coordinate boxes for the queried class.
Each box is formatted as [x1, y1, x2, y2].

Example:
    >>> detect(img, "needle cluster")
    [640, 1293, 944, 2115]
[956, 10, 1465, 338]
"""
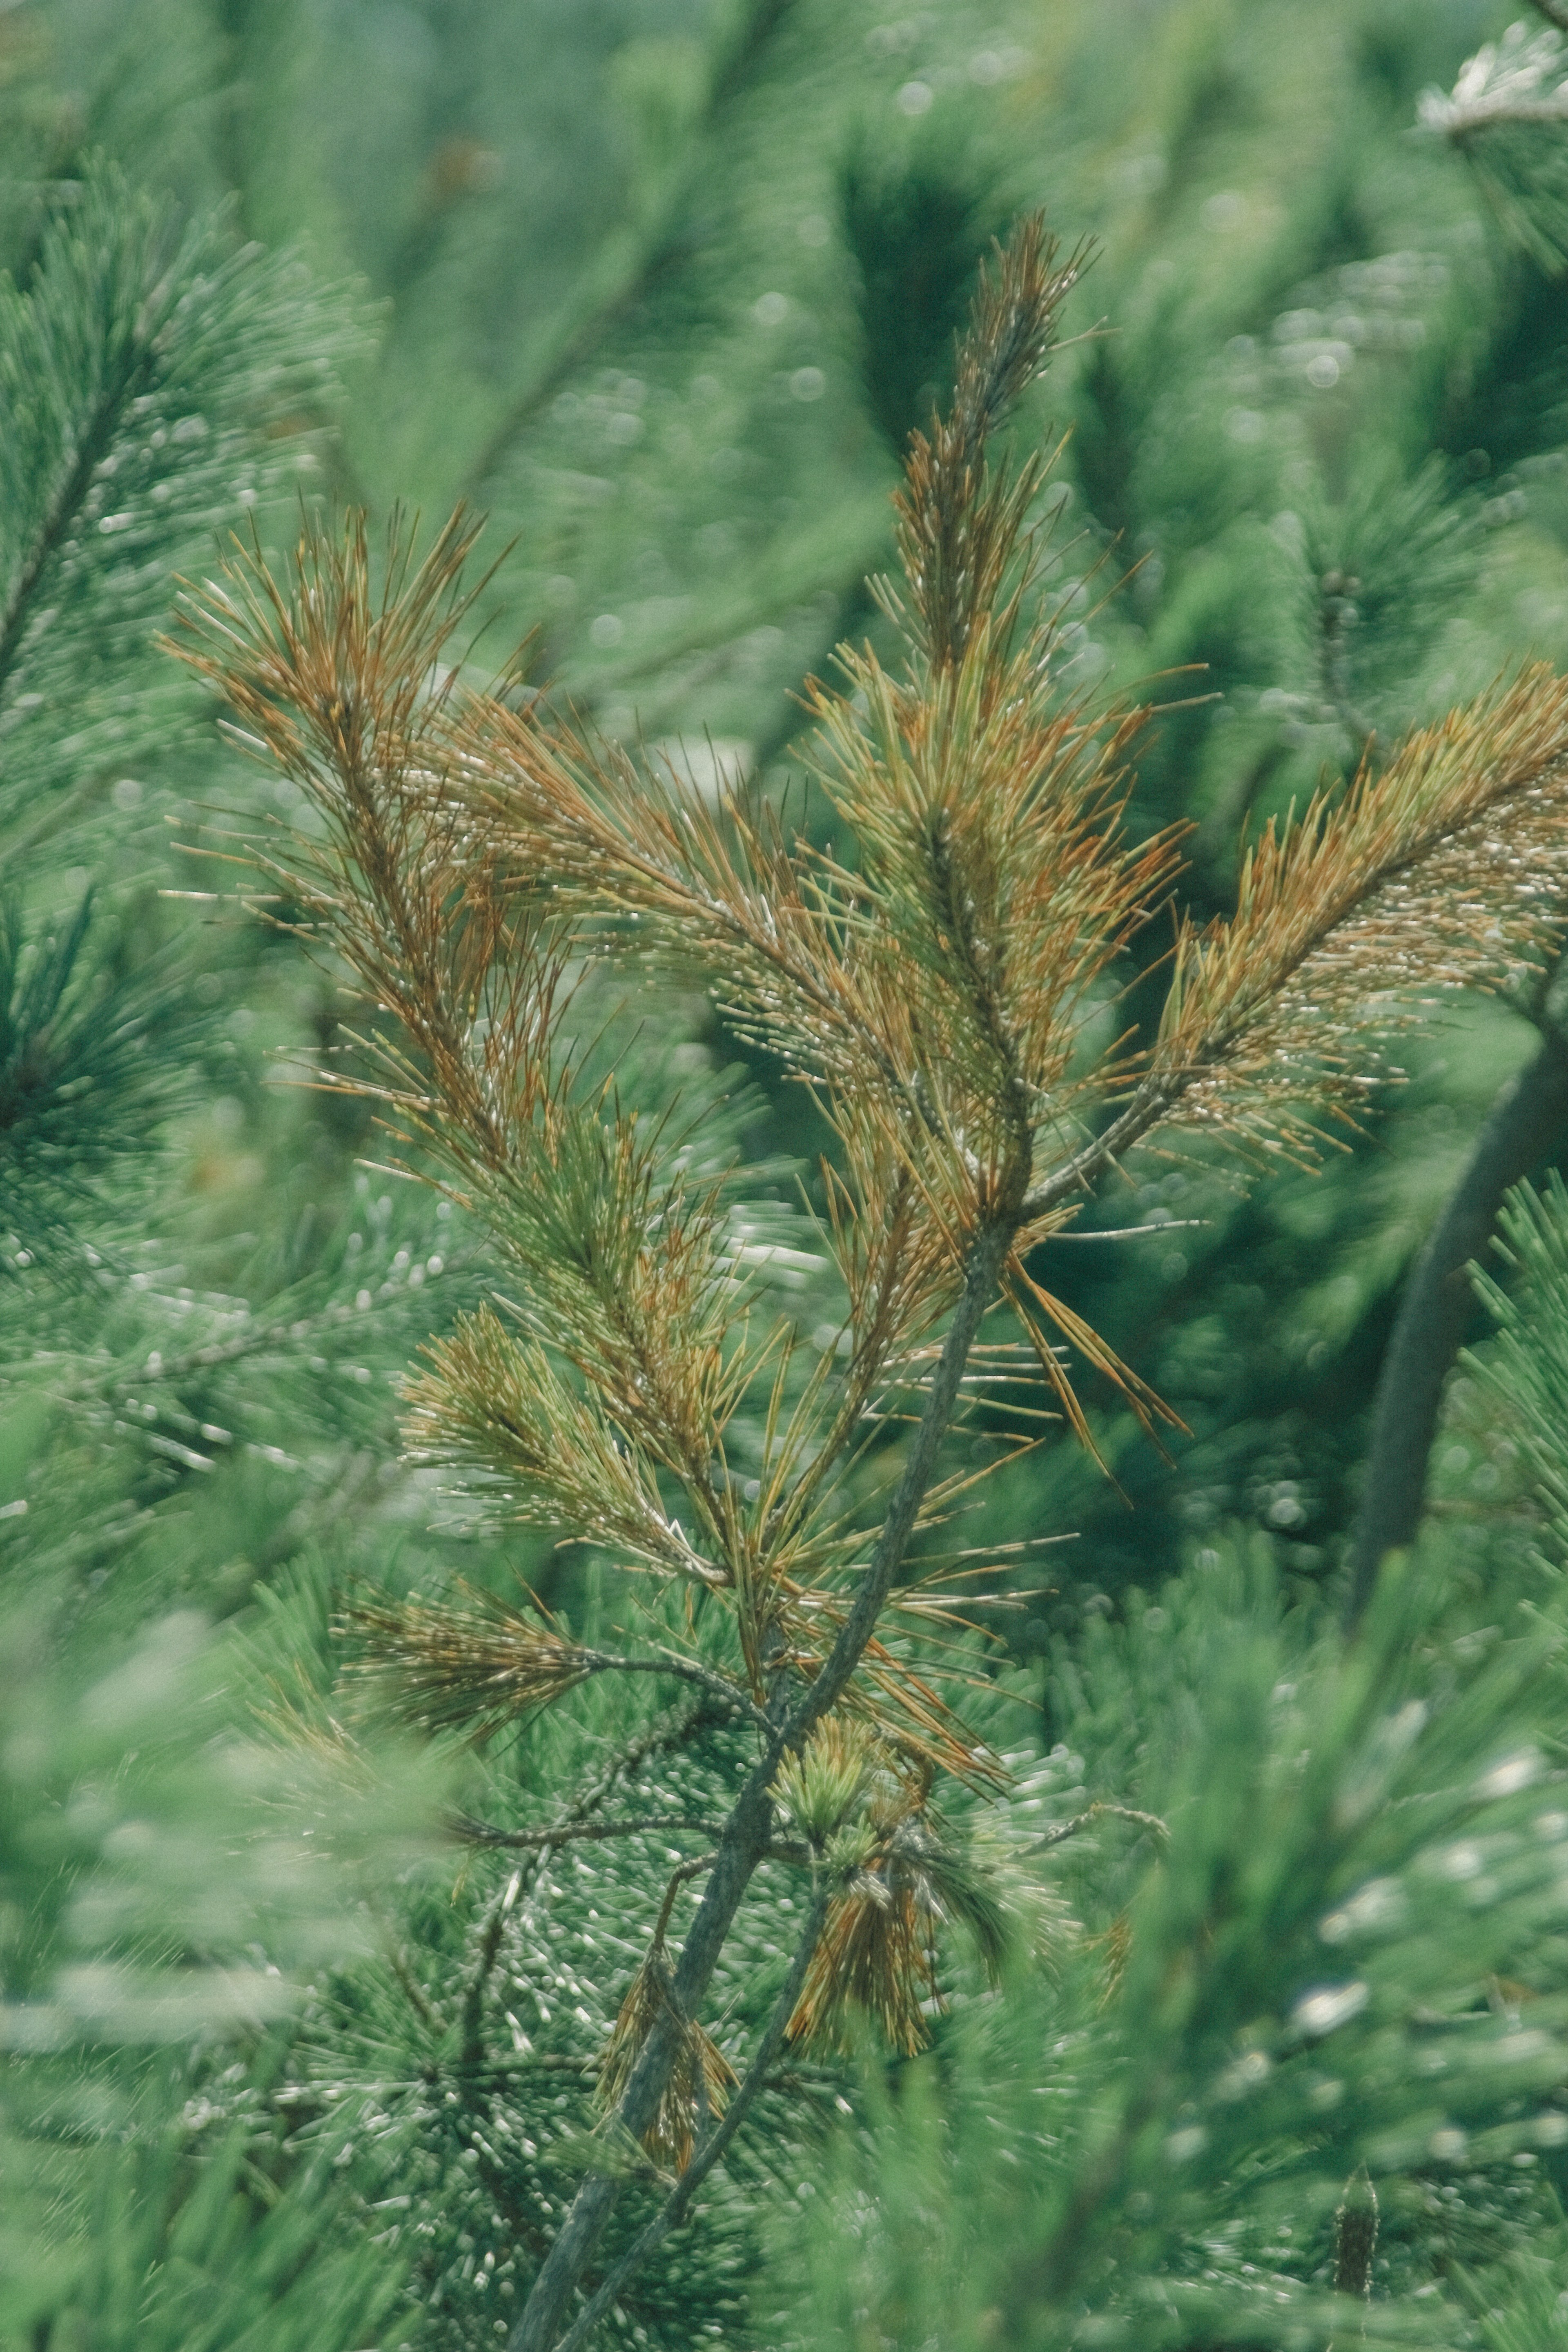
[169, 213, 1568, 2350]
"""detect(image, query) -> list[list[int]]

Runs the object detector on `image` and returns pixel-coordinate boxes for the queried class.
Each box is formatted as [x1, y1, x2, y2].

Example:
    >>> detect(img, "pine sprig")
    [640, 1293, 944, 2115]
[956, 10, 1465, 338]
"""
[0, 154, 360, 857]
[0, 889, 190, 1260]
[1152, 666, 1568, 1156]
[165, 210, 1568, 2352]
[341, 1584, 763, 1746]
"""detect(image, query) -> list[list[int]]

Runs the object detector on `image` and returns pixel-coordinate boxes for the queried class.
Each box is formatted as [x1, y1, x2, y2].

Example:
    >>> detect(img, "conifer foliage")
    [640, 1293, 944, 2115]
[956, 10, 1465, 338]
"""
[0, 155, 350, 1266]
[173, 216, 1568, 2348]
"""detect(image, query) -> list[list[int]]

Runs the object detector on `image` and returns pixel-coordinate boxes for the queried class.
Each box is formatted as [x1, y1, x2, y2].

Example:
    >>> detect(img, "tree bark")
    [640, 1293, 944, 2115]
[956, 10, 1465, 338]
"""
[1345, 1027, 1568, 1629]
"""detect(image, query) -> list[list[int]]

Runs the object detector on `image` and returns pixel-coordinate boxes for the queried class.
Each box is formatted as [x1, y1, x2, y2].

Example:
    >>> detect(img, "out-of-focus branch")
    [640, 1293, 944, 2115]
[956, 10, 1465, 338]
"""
[460, 0, 796, 497]
[1346, 1002, 1568, 1630]
[1418, 22, 1568, 139]
[450, 1811, 725, 1852]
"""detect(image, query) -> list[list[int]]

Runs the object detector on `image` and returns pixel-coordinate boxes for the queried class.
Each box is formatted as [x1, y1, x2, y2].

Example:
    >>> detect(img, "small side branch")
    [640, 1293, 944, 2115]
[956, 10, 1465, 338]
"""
[1025, 1802, 1169, 1853]
[577, 1649, 770, 1736]
[1020, 1085, 1178, 1226]
[549, 1885, 831, 2352]
[461, 1874, 519, 2069]
[451, 1812, 725, 1852]
[653, 1853, 719, 1944]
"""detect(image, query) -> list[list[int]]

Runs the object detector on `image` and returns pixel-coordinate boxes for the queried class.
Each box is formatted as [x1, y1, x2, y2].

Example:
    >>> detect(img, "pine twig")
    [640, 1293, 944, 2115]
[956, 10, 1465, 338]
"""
[548, 1884, 831, 2352]
[460, 1872, 519, 2069]
[1024, 1802, 1169, 1852]
[652, 1853, 720, 1944]
[577, 1652, 770, 1734]
[450, 1812, 726, 1852]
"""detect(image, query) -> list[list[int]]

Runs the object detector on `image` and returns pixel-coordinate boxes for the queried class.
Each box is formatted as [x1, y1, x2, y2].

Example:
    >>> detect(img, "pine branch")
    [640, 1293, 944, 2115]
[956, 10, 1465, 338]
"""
[547, 1883, 831, 2352]
[1345, 1015, 1568, 1627]
[0, 891, 192, 1254]
[168, 198, 1568, 2350]
[1020, 668, 1568, 1219]
[344, 1591, 768, 1743]
[0, 156, 357, 851]
[508, 1202, 1025, 2352]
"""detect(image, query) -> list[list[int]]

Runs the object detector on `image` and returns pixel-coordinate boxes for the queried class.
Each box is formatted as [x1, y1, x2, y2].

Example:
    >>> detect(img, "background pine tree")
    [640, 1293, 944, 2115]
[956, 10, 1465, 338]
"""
[13, 4, 1568, 2350]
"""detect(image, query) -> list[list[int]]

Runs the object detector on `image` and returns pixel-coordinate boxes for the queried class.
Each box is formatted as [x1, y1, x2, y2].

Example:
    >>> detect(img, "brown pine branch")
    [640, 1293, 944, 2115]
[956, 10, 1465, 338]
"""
[508, 1193, 1026, 2352]
[344, 1590, 768, 1743]
[1016, 670, 1568, 1223]
[166, 205, 1568, 2352]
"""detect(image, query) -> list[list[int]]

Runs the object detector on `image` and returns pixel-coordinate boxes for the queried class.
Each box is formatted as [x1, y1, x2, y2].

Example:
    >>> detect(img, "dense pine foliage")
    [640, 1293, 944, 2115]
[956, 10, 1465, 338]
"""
[11, 6, 1568, 2350]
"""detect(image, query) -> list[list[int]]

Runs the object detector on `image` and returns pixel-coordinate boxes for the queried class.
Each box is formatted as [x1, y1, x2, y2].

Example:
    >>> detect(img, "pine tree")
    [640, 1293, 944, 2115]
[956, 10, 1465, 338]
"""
[171, 214, 1568, 2350]
[18, 9, 1568, 2350]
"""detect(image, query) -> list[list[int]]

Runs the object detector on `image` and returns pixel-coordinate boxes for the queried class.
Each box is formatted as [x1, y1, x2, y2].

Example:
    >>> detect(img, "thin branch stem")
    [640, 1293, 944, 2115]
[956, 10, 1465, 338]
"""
[576, 1649, 769, 1734]
[450, 1812, 726, 1852]
[778, 1216, 1021, 1752]
[460, 1879, 515, 2069]
[387, 1940, 441, 2033]
[1021, 1085, 1175, 1225]
[653, 1853, 719, 1944]
[1023, 1802, 1169, 1852]
[549, 1884, 831, 2352]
